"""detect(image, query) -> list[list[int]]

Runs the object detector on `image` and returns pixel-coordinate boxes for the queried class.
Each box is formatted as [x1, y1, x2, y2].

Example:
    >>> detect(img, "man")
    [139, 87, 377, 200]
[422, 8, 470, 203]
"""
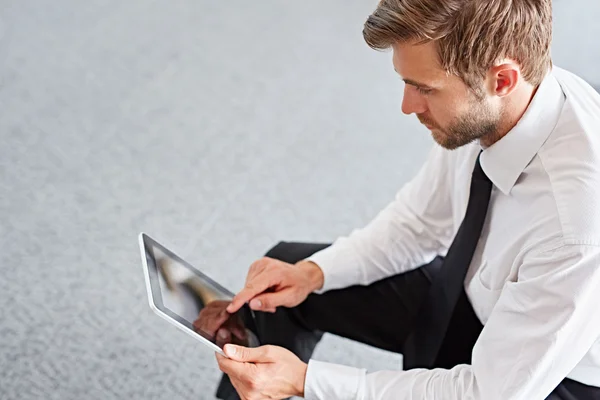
[213, 0, 600, 399]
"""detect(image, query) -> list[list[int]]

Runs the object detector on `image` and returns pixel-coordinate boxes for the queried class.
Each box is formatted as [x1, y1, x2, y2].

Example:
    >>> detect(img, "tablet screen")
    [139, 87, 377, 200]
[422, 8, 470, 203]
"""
[141, 234, 259, 349]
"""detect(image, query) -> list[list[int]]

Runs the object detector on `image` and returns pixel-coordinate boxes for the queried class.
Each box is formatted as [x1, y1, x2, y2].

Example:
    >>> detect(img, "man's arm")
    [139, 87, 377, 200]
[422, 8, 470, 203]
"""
[307, 143, 456, 292]
[304, 243, 600, 399]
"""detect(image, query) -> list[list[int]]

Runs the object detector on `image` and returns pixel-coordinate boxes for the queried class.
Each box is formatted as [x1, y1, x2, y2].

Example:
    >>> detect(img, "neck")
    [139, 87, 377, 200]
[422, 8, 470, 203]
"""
[479, 83, 538, 148]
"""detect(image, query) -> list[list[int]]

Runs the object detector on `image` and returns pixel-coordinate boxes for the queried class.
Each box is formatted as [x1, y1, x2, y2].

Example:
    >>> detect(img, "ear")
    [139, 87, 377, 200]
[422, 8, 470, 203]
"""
[489, 61, 520, 97]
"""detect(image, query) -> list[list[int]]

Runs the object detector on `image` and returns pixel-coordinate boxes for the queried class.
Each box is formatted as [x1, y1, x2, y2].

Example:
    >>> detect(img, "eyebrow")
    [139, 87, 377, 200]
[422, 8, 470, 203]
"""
[393, 68, 434, 89]
[402, 78, 434, 90]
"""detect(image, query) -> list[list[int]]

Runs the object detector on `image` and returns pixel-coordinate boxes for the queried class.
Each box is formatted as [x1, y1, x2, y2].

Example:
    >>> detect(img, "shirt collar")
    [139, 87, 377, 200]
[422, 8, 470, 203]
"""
[479, 70, 566, 195]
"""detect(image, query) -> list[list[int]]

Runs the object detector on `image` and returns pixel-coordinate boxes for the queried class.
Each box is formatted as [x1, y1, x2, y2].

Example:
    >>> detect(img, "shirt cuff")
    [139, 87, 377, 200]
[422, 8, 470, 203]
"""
[304, 360, 365, 400]
[305, 240, 363, 293]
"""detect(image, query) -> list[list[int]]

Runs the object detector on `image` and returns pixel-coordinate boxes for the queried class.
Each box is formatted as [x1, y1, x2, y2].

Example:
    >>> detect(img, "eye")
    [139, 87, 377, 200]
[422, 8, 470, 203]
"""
[416, 87, 433, 95]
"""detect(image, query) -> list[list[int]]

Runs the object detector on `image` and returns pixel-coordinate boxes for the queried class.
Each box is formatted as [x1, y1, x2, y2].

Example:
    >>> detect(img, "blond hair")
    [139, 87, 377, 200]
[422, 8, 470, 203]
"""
[363, 0, 552, 88]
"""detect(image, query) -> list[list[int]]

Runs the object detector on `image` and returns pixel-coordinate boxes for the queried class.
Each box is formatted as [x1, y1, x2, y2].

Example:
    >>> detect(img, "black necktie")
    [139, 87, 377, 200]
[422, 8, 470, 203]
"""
[404, 152, 492, 368]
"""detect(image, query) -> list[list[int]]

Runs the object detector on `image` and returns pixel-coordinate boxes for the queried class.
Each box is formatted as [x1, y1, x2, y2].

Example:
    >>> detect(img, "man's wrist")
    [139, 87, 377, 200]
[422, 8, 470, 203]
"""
[296, 261, 325, 292]
[295, 361, 309, 397]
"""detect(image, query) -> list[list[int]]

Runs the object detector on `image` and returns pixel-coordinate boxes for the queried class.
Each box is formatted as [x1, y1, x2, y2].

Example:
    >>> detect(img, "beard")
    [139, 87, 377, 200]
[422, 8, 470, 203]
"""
[419, 98, 501, 150]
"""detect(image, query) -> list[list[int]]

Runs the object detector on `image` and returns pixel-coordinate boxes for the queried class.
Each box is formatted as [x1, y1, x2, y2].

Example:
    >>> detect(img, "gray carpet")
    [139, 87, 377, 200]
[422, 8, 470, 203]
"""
[1, 1, 599, 399]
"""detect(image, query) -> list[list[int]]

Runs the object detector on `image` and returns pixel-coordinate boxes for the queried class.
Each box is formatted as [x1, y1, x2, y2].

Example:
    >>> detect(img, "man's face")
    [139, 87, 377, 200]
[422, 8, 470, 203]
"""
[392, 42, 501, 150]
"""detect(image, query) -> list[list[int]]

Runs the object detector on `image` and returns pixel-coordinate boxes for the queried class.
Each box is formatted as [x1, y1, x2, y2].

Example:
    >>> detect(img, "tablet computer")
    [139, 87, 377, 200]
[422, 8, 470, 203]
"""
[139, 233, 260, 356]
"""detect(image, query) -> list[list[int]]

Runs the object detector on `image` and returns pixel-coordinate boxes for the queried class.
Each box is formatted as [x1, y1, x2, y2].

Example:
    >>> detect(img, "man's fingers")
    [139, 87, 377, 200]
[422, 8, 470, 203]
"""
[249, 289, 291, 311]
[215, 351, 255, 400]
[216, 352, 244, 376]
[246, 258, 269, 278]
[224, 344, 274, 363]
[228, 378, 249, 400]
[227, 286, 265, 313]
[227, 272, 276, 313]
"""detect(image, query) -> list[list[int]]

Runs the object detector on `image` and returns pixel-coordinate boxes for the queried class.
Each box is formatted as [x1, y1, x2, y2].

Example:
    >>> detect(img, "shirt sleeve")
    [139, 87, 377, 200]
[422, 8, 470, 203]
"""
[306, 144, 455, 293]
[303, 243, 600, 400]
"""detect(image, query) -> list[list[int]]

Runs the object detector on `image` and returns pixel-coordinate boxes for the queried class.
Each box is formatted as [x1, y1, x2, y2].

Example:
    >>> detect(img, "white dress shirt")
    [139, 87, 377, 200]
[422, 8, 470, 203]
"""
[303, 67, 600, 400]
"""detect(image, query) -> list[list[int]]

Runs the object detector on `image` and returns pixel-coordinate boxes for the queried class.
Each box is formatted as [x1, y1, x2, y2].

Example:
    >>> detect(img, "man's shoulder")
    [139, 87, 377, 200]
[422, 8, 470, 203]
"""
[552, 66, 600, 122]
[536, 71, 600, 243]
[540, 67, 600, 176]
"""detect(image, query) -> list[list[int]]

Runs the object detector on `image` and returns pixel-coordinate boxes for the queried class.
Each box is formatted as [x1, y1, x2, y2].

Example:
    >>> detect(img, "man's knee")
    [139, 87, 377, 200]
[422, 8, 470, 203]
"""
[263, 241, 331, 265]
[264, 241, 290, 261]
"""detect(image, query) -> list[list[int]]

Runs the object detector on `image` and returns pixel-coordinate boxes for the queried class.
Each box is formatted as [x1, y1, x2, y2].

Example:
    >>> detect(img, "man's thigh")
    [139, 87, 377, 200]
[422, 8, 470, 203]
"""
[260, 241, 440, 354]
[547, 378, 600, 400]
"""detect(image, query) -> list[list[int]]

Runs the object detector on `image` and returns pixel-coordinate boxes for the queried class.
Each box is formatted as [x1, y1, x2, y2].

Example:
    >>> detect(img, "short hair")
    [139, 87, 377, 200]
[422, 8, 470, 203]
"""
[363, 0, 552, 88]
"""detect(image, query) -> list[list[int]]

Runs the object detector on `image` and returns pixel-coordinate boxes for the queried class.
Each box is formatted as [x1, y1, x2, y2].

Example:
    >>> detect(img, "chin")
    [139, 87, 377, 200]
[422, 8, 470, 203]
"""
[431, 129, 445, 143]
[432, 131, 460, 150]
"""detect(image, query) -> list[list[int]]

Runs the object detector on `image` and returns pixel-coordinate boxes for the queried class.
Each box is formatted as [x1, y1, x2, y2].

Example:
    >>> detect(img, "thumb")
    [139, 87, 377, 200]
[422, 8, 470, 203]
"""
[224, 344, 273, 363]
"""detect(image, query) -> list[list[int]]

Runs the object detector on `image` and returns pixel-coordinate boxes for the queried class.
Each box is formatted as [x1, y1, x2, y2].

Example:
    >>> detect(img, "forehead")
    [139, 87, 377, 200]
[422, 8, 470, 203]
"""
[391, 42, 446, 83]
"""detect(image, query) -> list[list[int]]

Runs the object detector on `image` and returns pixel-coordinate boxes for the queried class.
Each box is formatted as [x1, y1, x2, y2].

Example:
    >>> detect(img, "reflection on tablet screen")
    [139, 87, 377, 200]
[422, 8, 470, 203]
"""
[145, 242, 259, 349]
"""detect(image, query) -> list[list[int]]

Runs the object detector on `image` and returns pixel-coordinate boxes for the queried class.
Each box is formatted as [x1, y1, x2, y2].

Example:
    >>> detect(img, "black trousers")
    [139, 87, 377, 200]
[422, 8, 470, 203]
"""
[217, 242, 600, 400]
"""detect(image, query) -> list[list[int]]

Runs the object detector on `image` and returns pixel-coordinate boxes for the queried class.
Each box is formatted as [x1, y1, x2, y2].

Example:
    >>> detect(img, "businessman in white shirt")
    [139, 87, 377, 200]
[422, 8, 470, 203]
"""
[213, 0, 600, 398]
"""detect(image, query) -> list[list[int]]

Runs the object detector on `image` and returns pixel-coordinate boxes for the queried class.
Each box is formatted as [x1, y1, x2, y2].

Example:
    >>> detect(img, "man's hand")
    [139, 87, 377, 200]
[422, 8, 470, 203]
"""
[226, 258, 324, 314]
[216, 344, 308, 400]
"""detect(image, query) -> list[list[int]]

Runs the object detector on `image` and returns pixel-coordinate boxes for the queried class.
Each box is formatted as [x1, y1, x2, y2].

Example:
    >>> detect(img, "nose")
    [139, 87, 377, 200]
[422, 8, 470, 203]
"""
[401, 85, 427, 115]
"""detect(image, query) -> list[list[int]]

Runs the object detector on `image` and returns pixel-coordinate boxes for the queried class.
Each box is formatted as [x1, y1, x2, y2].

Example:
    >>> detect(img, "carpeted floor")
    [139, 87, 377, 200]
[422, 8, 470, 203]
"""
[1, 1, 598, 399]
